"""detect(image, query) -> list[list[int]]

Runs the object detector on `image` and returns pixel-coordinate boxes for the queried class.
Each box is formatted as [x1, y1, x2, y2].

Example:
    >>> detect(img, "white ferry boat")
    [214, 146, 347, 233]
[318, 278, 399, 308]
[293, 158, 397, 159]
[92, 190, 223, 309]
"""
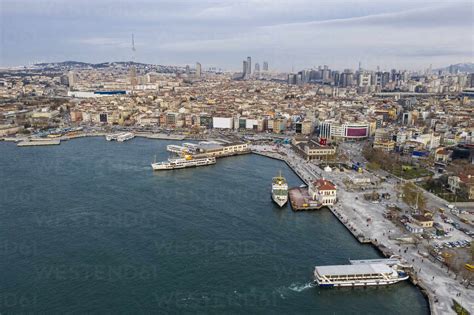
[314, 263, 409, 287]
[117, 132, 135, 142]
[106, 132, 134, 142]
[272, 171, 288, 207]
[106, 134, 118, 141]
[151, 156, 216, 171]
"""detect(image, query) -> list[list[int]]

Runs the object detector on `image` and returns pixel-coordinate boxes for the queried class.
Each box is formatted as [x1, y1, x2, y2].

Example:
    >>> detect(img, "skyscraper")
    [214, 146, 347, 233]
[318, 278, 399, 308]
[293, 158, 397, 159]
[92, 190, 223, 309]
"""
[322, 66, 330, 82]
[246, 56, 251, 78]
[255, 63, 260, 73]
[263, 61, 268, 71]
[196, 62, 202, 78]
[243, 60, 248, 79]
[67, 71, 77, 88]
[340, 69, 354, 87]
[129, 66, 137, 86]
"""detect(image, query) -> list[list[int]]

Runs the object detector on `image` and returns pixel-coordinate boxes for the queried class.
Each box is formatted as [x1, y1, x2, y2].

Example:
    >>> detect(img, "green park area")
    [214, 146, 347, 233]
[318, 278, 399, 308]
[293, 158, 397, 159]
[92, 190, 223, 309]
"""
[363, 146, 433, 180]
[420, 181, 470, 202]
[391, 165, 433, 180]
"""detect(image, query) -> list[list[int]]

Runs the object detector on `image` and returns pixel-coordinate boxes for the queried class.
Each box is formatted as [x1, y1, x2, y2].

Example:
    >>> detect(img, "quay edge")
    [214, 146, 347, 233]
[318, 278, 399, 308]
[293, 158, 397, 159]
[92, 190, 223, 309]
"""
[251, 147, 442, 315]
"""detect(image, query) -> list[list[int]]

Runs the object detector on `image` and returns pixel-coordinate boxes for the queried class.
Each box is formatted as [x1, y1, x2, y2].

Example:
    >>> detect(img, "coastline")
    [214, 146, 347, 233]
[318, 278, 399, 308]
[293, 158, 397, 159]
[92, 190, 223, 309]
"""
[251, 147, 440, 315]
[1, 131, 200, 144]
[0, 136, 462, 314]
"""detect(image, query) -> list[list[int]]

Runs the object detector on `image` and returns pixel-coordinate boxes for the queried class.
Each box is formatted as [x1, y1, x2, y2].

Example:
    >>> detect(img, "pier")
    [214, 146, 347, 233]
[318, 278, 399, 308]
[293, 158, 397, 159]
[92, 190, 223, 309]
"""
[328, 205, 372, 243]
[252, 147, 325, 211]
[251, 144, 472, 314]
[135, 132, 186, 140]
[17, 139, 61, 146]
[288, 187, 323, 211]
[252, 150, 311, 185]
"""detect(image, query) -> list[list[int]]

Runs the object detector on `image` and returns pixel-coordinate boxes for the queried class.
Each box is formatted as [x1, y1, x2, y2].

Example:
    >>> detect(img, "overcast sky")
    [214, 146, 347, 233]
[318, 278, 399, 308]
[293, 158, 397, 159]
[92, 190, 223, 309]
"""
[1, 0, 473, 71]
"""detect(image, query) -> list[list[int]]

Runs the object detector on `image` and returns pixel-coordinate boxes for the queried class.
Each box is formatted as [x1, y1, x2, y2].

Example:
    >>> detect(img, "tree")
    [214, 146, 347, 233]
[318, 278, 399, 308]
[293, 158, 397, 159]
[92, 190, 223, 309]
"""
[447, 160, 474, 175]
[367, 162, 381, 171]
[471, 241, 474, 261]
[401, 182, 426, 210]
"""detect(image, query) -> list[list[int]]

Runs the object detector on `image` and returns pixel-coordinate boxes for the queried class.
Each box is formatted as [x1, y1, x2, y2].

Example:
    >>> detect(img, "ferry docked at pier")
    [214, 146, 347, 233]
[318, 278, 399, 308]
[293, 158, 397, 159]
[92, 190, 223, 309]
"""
[314, 260, 409, 287]
[151, 156, 216, 171]
[117, 132, 134, 142]
[272, 172, 288, 207]
[106, 132, 135, 142]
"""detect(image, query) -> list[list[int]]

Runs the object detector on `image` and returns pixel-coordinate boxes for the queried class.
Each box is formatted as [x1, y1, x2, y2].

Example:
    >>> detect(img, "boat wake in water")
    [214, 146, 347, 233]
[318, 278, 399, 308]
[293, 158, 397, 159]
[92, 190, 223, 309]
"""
[288, 282, 315, 292]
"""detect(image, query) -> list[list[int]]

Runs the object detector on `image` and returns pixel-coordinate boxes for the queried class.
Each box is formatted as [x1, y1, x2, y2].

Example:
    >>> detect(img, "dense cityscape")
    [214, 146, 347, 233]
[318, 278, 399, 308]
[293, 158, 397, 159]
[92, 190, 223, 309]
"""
[1, 0, 473, 313]
[1, 57, 473, 312]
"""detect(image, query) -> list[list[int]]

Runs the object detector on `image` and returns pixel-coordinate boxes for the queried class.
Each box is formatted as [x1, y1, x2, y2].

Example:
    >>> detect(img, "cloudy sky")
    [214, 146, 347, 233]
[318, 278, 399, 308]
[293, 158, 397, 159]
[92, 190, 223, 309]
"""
[1, 0, 473, 70]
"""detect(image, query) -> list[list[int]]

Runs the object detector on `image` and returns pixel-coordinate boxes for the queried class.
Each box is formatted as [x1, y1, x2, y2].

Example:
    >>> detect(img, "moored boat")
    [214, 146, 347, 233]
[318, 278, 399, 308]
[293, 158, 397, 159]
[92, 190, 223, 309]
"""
[117, 132, 135, 142]
[314, 263, 409, 287]
[272, 171, 288, 207]
[151, 156, 216, 171]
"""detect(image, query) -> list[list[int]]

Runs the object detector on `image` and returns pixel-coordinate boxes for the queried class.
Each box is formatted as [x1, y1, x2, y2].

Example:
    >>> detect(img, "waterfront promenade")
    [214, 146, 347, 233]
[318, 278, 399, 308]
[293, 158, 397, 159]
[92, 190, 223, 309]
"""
[251, 144, 473, 315]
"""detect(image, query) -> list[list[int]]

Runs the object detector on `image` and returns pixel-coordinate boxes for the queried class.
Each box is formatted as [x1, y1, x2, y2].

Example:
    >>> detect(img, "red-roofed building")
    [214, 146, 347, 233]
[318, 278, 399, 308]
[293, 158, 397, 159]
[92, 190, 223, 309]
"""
[448, 170, 474, 200]
[309, 179, 337, 205]
[435, 148, 451, 164]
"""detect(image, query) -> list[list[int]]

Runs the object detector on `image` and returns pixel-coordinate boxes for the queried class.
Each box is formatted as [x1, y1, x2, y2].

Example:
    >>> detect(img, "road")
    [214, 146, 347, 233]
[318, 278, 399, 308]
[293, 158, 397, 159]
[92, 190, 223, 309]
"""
[251, 143, 473, 315]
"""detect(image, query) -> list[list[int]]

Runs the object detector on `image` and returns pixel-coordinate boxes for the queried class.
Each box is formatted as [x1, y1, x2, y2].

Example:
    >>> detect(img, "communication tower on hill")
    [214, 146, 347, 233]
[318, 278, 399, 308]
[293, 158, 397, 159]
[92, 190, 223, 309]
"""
[129, 34, 138, 90]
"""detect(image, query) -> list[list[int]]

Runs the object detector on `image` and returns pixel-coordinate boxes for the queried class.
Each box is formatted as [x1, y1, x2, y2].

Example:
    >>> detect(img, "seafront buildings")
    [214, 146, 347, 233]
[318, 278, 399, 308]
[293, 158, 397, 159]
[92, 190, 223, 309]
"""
[309, 179, 337, 206]
[1, 60, 473, 313]
[2, 62, 473, 140]
[1, 61, 474, 191]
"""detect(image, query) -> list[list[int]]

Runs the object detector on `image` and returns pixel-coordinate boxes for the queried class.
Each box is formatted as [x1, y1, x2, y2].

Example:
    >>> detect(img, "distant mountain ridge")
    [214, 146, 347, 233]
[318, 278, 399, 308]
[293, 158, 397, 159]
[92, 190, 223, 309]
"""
[35, 60, 157, 68]
[33, 61, 183, 73]
[435, 62, 474, 73]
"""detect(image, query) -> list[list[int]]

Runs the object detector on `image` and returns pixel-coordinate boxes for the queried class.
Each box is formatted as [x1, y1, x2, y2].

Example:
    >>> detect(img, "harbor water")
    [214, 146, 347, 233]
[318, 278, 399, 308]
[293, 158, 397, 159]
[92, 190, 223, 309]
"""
[0, 137, 429, 313]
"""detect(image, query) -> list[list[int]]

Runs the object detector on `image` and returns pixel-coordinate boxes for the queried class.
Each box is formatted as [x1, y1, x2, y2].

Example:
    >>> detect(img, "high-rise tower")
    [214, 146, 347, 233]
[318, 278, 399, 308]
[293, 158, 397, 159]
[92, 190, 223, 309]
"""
[254, 63, 260, 73]
[246, 56, 251, 78]
[243, 60, 248, 79]
[196, 62, 202, 78]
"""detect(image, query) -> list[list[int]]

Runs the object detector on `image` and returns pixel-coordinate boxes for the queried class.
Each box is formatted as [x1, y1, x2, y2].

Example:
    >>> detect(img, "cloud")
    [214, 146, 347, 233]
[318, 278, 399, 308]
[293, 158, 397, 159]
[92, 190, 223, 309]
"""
[73, 37, 130, 48]
[158, 1, 473, 69]
[0, 0, 472, 69]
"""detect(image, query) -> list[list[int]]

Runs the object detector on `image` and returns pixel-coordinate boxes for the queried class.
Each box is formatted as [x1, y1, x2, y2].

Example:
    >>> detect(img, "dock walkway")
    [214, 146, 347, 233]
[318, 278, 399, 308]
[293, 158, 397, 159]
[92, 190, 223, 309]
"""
[288, 187, 323, 211]
[17, 139, 60, 146]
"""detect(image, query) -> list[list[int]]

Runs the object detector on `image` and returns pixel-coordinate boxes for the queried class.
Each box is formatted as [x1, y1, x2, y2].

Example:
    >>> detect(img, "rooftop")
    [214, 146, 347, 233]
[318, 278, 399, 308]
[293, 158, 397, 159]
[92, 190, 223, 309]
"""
[313, 178, 336, 191]
[412, 215, 433, 222]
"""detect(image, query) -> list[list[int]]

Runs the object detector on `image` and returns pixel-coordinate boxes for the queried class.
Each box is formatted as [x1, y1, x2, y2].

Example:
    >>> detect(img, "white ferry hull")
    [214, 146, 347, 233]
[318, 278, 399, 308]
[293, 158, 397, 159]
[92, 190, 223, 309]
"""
[272, 193, 288, 207]
[106, 132, 134, 142]
[151, 157, 216, 171]
[316, 276, 409, 287]
[314, 262, 410, 288]
[117, 133, 135, 142]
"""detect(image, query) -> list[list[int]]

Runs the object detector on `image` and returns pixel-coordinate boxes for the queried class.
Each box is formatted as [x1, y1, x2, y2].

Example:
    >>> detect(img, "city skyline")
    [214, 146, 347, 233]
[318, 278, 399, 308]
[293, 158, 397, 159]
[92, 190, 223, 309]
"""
[1, 1, 474, 314]
[1, 0, 472, 70]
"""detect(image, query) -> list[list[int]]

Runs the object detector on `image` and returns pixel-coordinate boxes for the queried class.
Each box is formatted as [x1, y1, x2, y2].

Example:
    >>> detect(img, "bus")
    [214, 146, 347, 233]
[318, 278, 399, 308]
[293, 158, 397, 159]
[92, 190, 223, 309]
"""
[465, 264, 474, 272]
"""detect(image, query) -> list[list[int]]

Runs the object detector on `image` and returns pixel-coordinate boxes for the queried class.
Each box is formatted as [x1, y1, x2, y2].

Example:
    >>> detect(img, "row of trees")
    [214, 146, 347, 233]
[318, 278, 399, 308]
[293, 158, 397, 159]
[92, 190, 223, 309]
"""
[362, 144, 399, 172]
[397, 182, 427, 210]
[362, 145, 428, 210]
[362, 143, 435, 174]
